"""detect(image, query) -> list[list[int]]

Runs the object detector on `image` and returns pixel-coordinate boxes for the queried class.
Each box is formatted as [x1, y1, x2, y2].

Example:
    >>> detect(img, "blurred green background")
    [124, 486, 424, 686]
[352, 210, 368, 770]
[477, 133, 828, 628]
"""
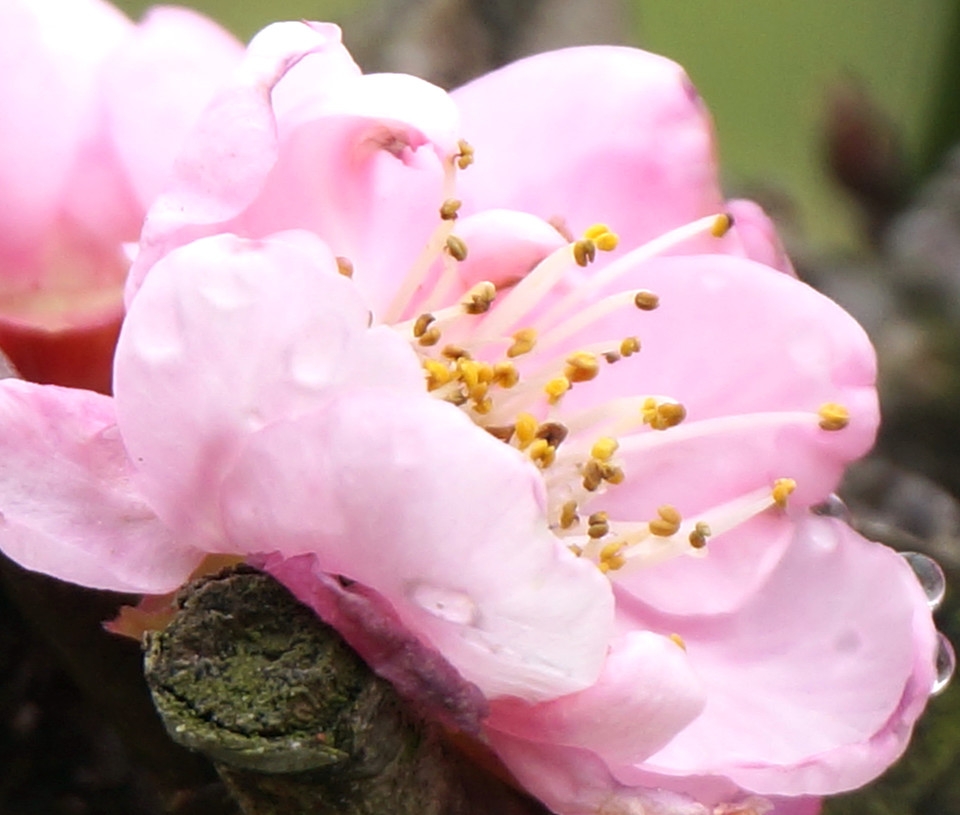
[113, 0, 956, 251]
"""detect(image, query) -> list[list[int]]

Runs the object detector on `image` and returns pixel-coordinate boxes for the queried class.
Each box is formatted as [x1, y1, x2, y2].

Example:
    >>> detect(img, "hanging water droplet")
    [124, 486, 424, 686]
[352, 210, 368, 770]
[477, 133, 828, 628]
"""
[932, 632, 955, 696]
[811, 493, 851, 522]
[901, 552, 947, 610]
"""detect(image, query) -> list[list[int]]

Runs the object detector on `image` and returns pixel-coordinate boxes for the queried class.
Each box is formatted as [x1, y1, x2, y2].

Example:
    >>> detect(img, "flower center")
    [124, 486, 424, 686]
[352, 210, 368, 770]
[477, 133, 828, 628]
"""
[377, 143, 851, 579]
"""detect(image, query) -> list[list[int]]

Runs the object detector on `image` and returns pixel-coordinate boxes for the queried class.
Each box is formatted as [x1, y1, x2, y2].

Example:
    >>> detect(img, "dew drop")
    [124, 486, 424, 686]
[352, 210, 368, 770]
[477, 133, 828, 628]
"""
[932, 631, 955, 696]
[409, 582, 478, 625]
[901, 551, 946, 610]
[811, 493, 851, 522]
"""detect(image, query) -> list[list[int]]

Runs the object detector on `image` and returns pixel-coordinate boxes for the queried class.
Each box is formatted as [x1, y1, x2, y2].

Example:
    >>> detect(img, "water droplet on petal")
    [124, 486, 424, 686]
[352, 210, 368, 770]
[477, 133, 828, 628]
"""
[901, 551, 947, 610]
[409, 582, 479, 625]
[811, 493, 852, 522]
[932, 632, 955, 696]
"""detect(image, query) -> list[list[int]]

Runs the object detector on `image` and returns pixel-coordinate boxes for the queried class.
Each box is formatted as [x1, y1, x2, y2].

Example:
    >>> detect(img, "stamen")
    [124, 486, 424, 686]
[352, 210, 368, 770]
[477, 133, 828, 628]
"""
[536, 213, 733, 330]
[587, 511, 610, 539]
[535, 421, 570, 448]
[527, 438, 556, 468]
[564, 351, 601, 383]
[772, 478, 796, 508]
[507, 328, 537, 358]
[560, 500, 579, 530]
[412, 313, 435, 338]
[544, 376, 571, 405]
[710, 212, 735, 237]
[590, 437, 619, 461]
[515, 412, 538, 450]
[440, 198, 462, 220]
[456, 139, 475, 169]
[818, 402, 850, 431]
[669, 633, 687, 650]
[642, 398, 687, 430]
[336, 256, 354, 278]
[445, 234, 468, 261]
[633, 290, 660, 311]
[461, 281, 497, 314]
[688, 521, 711, 549]
[648, 505, 682, 537]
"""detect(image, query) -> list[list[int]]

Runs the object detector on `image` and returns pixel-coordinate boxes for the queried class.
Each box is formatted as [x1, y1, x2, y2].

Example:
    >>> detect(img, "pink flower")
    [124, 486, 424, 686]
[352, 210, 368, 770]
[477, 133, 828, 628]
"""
[0, 21, 941, 815]
[0, 0, 242, 392]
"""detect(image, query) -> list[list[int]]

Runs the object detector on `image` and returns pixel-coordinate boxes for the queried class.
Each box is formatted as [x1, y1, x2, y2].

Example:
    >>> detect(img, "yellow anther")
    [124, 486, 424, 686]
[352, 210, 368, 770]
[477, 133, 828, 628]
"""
[600, 463, 625, 485]
[412, 313, 436, 338]
[422, 359, 453, 390]
[582, 224, 619, 252]
[336, 256, 354, 278]
[591, 436, 620, 461]
[418, 327, 441, 347]
[583, 223, 612, 240]
[472, 396, 494, 415]
[642, 398, 686, 430]
[634, 290, 660, 311]
[544, 376, 571, 404]
[445, 234, 468, 261]
[568, 544, 584, 557]
[818, 402, 850, 431]
[507, 328, 537, 358]
[572, 239, 597, 267]
[441, 345, 471, 360]
[594, 231, 619, 251]
[535, 421, 569, 448]
[587, 511, 610, 539]
[515, 412, 538, 450]
[688, 521, 711, 549]
[599, 540, 626, 572]
[582, 459, 604, 492]
[649, 505, 682, 537]
[527, 438, 556, 469]
[710, 212, 735, 238]
[456, 139, 474, 169]
[560, 500, 579, 530]
[457, 359, 492, 394]
[492, 361, 519, 388]
[564, 351, 600, 383]
[772, 478, 797, 508]
[619, 336, 640, 357]
[439, 198, 462, 220]
[669, 633, 687, 651]
[461, 281, 496, 314]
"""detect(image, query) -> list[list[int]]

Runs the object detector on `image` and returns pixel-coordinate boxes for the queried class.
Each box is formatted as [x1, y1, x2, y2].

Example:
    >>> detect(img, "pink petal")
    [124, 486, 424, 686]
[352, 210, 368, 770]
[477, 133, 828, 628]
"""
[624, 517, 938, 795]
[486, 732, 711, 815]
[219, 392, 615, 702]
[0, 379, 202, 592]
[0, 0, 129, 253]
[452, 46, 724, 254]
[725, 199, 795, 276]
[568, 254, 877, 512]
[487, 630, 705, 763]
[129, 21, 460, 316]
[114, 231, 423, 545]
[102, 5, 244, 209]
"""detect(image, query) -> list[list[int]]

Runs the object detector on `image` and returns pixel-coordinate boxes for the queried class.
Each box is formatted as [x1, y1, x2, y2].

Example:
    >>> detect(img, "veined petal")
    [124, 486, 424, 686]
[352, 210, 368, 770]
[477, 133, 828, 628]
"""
[627, 516, 938, 795]
[114, 231, 423, 544]
[220, 392, 615, 701]
[0, 380, 202, 592]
